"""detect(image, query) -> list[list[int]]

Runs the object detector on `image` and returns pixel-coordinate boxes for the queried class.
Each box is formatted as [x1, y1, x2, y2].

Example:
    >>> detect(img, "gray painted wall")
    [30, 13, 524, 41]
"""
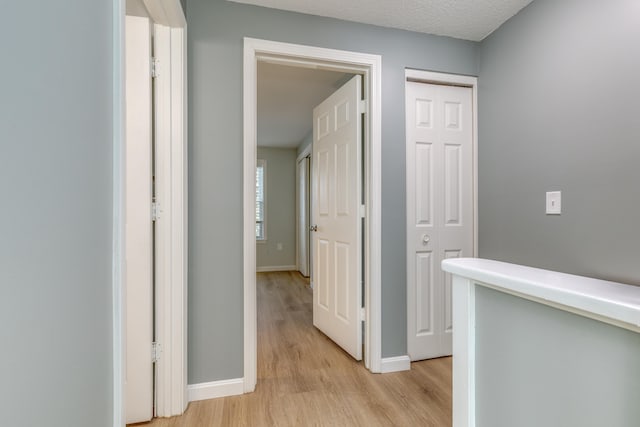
[187, 0, 478, 383]
[478, 0, 640, 285]
[0, 1, 113, 426]
[475, 286, 640, 427]
[256, 147, 297, 269]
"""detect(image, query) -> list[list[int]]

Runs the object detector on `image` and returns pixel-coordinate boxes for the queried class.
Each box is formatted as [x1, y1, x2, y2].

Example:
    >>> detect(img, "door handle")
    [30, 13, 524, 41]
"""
[310, 225, 318, 232]
[422, 234, 430, 244]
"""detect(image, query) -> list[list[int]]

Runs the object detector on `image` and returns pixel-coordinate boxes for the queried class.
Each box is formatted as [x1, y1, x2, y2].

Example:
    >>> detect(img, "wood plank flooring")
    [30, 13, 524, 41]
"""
[141, 271, 452, 426]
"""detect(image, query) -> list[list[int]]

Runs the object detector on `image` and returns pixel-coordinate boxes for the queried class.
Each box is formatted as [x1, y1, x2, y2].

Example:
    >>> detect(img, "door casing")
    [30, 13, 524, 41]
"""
[124, 14, 154, 424]
[296, 146, 311, 278]
[243, 38, 383, 392]
[114, 1, 188, 425]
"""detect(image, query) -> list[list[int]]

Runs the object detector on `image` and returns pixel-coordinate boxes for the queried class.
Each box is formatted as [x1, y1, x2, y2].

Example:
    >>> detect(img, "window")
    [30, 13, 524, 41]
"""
[255, 159, 266, 240]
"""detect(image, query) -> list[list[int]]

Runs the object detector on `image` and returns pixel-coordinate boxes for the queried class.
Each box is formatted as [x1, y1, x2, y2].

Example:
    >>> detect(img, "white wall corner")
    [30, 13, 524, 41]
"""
[187, 378, 245, 402]
[380, 355, 411, 373]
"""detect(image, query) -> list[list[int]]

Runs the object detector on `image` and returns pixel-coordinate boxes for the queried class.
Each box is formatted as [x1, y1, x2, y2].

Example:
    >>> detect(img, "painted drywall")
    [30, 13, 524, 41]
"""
[187, 0, 478, 383]
[478, 0, 640, 285]
[475, 286, 640, 426]
[296, 131, 313, 158]
[256, 147, 297, 269]
[0, 1, 113, 426]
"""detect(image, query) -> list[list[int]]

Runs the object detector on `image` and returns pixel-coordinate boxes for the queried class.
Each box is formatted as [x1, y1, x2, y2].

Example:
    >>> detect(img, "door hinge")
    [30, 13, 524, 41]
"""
[152, 342, 162, 363]
[151, 57, 159, 78]
[359, 204, 366, 218]
[152, 201, 160, 221]
[360, 307, 366, 322]
[359, 99, 367, 114]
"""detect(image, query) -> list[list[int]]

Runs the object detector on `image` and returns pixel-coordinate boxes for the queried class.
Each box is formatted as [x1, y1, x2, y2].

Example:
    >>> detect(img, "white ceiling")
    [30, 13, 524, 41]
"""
[228, 0, 534, 42]
[258, 62, 353, 148]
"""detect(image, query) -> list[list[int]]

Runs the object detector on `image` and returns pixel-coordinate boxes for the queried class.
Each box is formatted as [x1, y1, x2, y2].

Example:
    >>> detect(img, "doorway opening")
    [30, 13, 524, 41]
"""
[254, 61, 355, 277]
[243, 39, 383, 392]
[254, 61, 360, 383]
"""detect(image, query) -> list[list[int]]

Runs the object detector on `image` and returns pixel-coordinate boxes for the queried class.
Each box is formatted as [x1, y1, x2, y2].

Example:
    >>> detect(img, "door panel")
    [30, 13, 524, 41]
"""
[415, 142, 433, 225]
[444, 144, 461, 224]
[125, 15, 154, 424]
[312, 75, 363, 360]
[318, 238, 330, 308]
[406, 81, 473, 361]
[415, 252, 434, 336]
[443, 249, 461, 335]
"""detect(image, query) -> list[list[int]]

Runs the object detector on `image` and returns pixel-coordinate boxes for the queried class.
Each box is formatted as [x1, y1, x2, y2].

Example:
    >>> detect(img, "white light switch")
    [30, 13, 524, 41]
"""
[546, 191, 561, 215]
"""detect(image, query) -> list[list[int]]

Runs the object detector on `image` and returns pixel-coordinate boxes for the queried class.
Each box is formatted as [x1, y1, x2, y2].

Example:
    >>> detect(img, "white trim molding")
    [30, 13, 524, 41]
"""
[153, 21, 188, 418]
[442, 258, 640, 427]
[143, 0, 187, 27]
[187, 379, 245, 403]
[256, 265, 298, 273]
[296, 144, 312, 163]
[380, 356, 411, 373]
[115, 1, 187, 424]
[112, 0, 126, 425]
[243, 38, 383, 394]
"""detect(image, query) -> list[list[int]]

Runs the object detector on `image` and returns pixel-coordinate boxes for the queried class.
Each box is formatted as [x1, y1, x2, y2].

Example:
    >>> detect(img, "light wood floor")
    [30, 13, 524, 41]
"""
[142, 271, 452, 426]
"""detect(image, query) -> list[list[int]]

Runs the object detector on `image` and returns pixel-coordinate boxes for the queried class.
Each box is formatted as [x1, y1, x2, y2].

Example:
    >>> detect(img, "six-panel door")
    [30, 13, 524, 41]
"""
[312, 75, 363, 361]
[406, 81, 474, 361]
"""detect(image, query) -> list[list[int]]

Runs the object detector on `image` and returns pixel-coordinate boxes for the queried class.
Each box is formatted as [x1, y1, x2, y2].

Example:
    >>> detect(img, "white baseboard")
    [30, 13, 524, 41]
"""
[256, 265, 297, 273]
[187, 378, 244, 402]
[380, 355, 411, 373]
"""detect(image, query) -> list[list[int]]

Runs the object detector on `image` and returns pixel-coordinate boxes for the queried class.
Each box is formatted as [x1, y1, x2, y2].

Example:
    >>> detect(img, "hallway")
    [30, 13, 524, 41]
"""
[145, 271, 451, 426]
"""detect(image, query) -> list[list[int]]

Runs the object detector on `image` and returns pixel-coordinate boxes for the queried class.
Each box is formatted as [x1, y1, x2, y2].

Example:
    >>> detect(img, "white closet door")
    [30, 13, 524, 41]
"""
[406, 81, 474, 361]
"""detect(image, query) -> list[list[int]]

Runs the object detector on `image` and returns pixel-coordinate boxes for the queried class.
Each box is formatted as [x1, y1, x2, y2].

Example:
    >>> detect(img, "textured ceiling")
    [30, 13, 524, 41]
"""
[258, 62, 353, 148]
[254, 0, 535, 149]
[228, 0, 534, 41]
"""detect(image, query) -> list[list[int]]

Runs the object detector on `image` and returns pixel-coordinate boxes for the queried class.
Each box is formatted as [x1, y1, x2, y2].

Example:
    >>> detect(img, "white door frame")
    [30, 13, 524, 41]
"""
[405, 68, 479, 361]
[243, 38, 383, 392]
[124, 14, 154, 423]
[295, 145, 311, 277]
[113, 0, 188, 425]
[152, 20, 188, 419]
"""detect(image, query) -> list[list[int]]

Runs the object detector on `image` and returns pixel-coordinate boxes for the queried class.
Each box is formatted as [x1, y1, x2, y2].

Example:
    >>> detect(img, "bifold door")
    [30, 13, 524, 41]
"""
[406, 80, 474, 361]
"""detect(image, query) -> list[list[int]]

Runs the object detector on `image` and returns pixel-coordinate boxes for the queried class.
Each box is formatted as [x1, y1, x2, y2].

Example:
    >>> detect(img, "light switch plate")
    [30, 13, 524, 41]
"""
[546, 191, 561, 215]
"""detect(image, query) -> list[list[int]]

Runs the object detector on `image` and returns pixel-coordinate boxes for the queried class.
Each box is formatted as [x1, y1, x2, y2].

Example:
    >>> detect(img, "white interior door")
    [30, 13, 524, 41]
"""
[312, 75, 363, 360]
[125, 15, 154, 424]
[297, 156, 310, 277]
[406, 80, 474, 361]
